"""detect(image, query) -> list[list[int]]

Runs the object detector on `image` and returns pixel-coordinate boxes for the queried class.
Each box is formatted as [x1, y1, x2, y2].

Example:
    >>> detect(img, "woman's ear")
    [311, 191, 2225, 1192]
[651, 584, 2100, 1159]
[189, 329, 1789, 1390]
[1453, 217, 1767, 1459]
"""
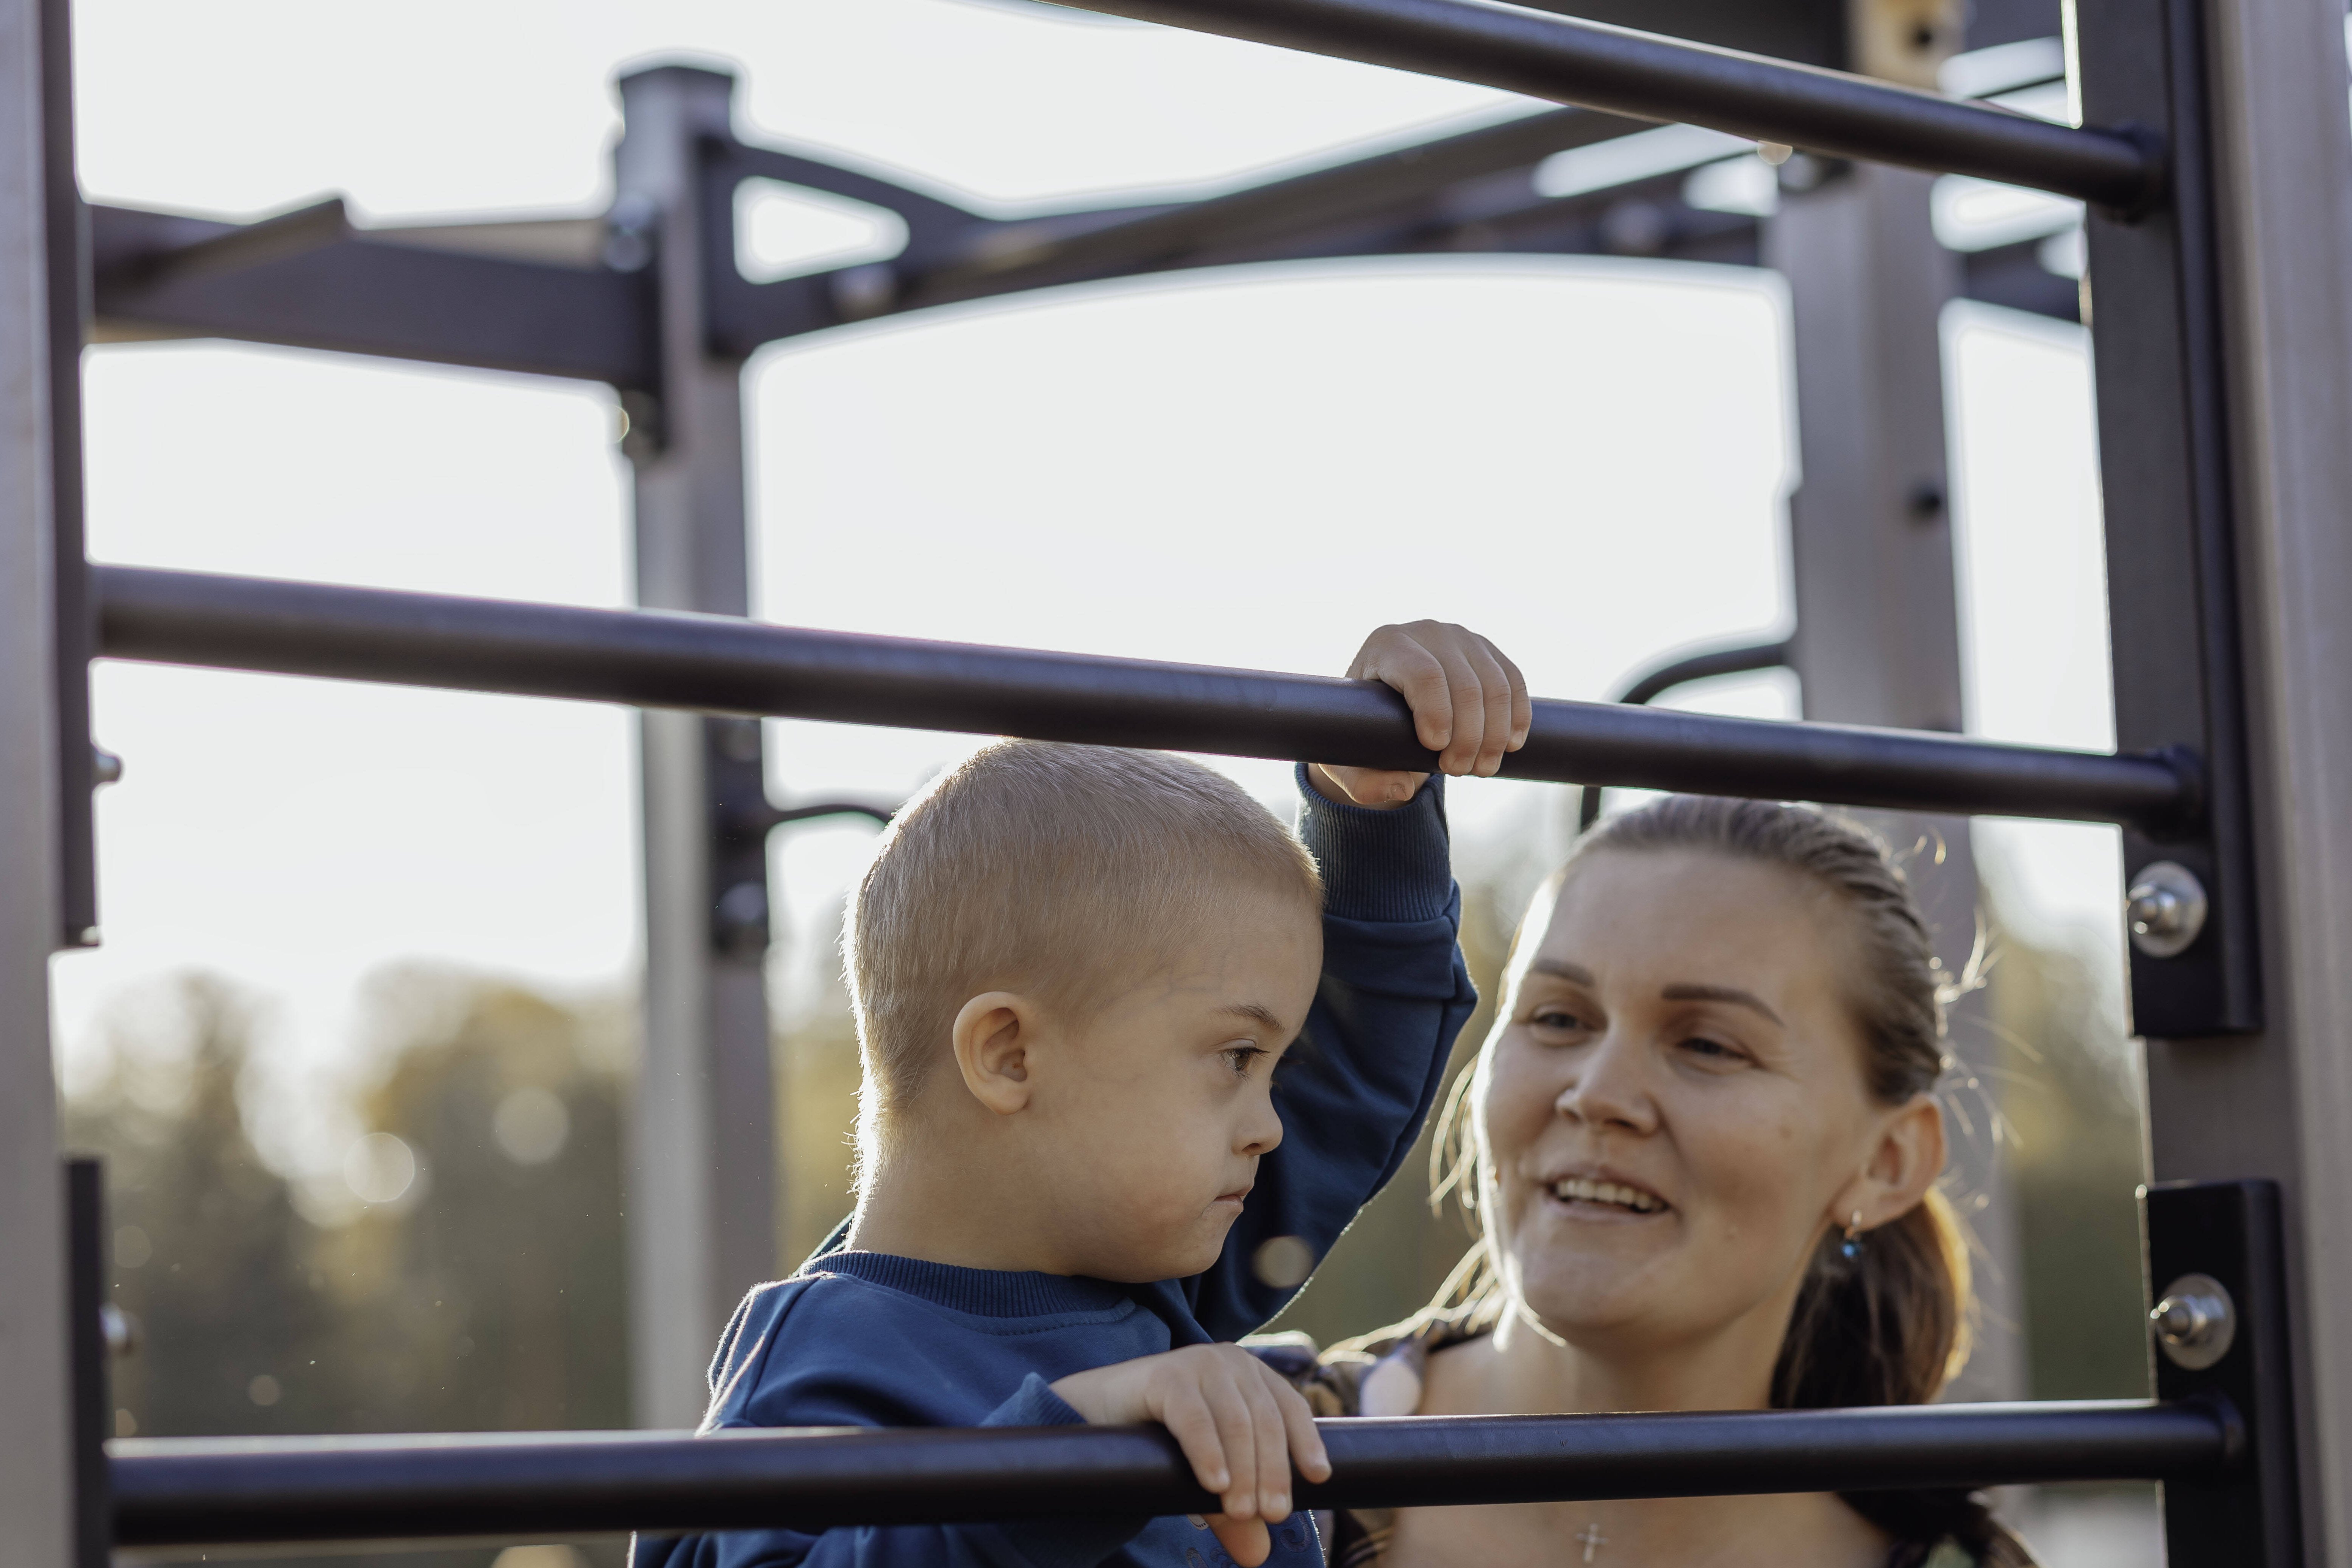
[1837, 1094, 1948, 1233]
[951, 991, 1039, 1116]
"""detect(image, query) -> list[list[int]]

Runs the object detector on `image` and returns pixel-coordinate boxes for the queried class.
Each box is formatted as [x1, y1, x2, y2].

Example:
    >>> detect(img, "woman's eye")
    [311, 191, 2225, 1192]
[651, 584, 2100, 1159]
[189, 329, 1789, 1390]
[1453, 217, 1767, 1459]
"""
[1678, 1035, 1743, 1063]
[1530, 1007, 1588, 1033]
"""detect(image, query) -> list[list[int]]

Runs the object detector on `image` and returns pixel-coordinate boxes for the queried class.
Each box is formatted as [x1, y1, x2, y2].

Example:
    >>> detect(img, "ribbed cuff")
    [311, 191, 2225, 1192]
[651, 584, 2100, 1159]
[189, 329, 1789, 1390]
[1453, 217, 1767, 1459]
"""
[980, 1377, 1153, 1568]
[982, 1373, 1091, 1429]
[1294, 764, 1453, 923]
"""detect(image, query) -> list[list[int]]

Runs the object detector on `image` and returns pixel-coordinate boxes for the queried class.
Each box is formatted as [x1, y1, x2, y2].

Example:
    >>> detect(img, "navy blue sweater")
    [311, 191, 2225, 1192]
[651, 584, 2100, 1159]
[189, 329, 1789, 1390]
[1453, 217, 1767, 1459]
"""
[635, 771, 1476, 1568]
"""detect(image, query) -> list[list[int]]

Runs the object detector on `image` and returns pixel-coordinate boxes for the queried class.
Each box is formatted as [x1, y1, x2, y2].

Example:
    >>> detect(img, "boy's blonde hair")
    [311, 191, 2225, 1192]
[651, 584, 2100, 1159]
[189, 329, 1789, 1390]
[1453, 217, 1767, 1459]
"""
[845, 739, 1322, 1165]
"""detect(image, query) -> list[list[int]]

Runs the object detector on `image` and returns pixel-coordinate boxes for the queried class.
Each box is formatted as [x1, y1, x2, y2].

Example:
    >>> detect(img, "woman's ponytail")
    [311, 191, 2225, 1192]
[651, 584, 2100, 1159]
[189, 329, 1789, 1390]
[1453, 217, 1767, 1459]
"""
[1774, 1184, 1971, 1410]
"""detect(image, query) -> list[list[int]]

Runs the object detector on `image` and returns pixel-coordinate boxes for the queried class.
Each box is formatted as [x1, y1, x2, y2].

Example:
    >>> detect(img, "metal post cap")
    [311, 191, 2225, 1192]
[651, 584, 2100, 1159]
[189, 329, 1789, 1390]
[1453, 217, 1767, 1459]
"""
[2126, 860, 2208, 958]
[2150, 1272, 2236, 1369]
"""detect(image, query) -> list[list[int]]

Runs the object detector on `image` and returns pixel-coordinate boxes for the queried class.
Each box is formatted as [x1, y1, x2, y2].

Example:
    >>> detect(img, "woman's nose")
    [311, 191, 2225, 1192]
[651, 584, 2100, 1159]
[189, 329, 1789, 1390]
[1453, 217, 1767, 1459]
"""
[1555, 1035, 1658, 1135]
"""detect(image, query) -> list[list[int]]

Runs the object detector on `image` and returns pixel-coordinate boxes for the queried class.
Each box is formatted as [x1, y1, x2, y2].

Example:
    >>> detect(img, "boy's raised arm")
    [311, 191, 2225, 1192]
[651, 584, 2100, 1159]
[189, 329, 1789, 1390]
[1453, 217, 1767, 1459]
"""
[1182, 623, 1526, 1339]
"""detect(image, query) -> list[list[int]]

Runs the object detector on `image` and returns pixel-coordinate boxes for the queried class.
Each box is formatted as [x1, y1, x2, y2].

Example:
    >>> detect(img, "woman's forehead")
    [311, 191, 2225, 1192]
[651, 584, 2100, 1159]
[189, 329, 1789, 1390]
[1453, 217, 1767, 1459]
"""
[1525, 847, 1852, 993]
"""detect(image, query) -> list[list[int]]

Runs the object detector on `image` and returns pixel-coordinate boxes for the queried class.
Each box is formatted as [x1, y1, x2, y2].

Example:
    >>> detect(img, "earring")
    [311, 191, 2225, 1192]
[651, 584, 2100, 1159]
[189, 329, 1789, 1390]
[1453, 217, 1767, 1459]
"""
[1840, 1210, 1866, 1261]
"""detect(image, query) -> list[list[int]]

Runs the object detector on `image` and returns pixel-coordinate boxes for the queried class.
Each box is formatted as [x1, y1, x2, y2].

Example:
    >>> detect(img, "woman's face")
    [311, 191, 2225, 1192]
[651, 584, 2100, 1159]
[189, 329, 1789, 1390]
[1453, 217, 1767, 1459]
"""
[1479, 846, 1930, 1368]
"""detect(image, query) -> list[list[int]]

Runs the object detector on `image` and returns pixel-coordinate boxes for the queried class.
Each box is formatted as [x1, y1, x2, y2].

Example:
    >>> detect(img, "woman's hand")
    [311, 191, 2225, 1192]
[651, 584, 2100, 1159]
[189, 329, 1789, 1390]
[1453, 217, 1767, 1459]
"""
[1051, 1344, 1331, 1566]
[1313, 621, 1531, 808]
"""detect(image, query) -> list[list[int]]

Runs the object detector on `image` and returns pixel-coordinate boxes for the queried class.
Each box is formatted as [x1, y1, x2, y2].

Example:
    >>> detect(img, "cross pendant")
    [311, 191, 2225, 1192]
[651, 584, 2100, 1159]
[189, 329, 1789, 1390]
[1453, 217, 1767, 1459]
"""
[1574, 1522, 1607, 1562]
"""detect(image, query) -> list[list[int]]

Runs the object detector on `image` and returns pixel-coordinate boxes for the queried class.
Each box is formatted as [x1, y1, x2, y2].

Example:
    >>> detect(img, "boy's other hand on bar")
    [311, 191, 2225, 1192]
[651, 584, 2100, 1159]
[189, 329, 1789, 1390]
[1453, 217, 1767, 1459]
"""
[1050, 1343, 1331, 1567]
[1312, 620, 1530, 809]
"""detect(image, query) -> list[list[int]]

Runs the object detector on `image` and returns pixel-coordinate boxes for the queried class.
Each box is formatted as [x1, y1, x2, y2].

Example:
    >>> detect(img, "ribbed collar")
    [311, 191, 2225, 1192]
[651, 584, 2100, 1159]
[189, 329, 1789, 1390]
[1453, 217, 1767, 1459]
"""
[808, 1250, 1135, 1319]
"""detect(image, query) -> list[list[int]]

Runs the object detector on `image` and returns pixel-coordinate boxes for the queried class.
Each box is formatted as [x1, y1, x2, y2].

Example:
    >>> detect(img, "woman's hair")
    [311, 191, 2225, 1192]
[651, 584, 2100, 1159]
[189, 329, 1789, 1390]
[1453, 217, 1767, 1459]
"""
[1421, 795, 2027, 1564]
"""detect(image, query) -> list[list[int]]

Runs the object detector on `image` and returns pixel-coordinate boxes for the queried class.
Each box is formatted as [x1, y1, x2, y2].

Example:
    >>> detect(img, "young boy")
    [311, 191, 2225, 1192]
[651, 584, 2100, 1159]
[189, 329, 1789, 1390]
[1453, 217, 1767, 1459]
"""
[635, 622, 1528, 1568]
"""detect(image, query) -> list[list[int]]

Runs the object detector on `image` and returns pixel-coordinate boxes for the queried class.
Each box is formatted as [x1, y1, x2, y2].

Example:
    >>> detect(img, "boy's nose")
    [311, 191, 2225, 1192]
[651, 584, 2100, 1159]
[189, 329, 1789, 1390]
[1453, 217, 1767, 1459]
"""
[1238, 1099, 1284, 1157]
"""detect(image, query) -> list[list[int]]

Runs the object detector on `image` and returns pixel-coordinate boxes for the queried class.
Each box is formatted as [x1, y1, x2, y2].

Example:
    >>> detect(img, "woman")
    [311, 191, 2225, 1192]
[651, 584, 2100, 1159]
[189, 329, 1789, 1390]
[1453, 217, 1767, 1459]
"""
[1293, 795, 2032, 1568]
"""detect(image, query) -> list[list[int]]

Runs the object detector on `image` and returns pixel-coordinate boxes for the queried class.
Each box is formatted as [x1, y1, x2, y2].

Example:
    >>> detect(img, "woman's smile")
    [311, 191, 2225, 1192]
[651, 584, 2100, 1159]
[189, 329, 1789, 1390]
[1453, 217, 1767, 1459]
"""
[1538, 1167, 1671, 1221]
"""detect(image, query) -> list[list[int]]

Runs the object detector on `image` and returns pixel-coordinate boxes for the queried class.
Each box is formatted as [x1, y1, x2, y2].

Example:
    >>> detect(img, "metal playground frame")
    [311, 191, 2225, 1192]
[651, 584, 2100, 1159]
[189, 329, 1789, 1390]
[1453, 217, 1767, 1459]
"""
[6, 0, 2352, 1560]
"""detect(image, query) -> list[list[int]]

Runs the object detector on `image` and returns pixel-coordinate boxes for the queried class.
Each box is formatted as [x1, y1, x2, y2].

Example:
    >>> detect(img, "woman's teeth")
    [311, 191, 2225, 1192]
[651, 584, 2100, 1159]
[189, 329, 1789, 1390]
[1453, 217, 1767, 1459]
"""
[1550, 1176, 1666, 1214]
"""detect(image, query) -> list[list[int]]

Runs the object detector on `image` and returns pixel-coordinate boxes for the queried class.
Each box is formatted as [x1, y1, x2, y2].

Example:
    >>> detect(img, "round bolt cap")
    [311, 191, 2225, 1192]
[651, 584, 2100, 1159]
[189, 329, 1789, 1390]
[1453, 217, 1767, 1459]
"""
[2150, 1272, 2236, 1370]
[2126, 860, 2208, 958]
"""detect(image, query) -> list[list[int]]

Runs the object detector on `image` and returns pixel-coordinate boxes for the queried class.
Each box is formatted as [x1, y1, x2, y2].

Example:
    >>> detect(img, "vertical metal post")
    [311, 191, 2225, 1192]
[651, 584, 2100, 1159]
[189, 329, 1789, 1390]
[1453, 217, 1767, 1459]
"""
[39, 0, 92, 952]
[0, 0, 76, 1551]
[1764, 161, 2024, 1402]
[614, 64, 780, 1430]
[2075, 0, 2352, 1548]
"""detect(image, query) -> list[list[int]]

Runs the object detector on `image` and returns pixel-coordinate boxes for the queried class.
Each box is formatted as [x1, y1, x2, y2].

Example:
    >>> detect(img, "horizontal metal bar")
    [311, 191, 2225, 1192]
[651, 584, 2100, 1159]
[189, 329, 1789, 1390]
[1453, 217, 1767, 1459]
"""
[110, 1398, 2235, 1548]
[90, 566, 2192, 829]
[1583, 637, 1795, 831]
[710, 113, 1766, 353]
[89, 204, 657, 390]
[1054, 0, 2158, 211]
[900, 105, 1644, 305]
[111, 196, 351, 285]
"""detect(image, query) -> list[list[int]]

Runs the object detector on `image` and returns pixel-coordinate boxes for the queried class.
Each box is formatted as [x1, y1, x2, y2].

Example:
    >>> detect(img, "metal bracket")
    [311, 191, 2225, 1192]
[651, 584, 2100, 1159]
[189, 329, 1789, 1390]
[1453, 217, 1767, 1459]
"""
[2144, 1180, 2301, 1566]
[67, 1158, 113, 1568]
[703, 716, 894, 960]
[705, 716, 777, 960]
[2074, 0, 2262, 1035]
[1577, 636, 1793, 831]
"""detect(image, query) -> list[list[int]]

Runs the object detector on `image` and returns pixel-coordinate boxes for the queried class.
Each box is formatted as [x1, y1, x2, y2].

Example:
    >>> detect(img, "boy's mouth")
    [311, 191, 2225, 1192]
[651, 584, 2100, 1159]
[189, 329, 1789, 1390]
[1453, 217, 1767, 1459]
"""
[1546, 1174, 1669, 1215]
[1211, 1185, 1253, 1210]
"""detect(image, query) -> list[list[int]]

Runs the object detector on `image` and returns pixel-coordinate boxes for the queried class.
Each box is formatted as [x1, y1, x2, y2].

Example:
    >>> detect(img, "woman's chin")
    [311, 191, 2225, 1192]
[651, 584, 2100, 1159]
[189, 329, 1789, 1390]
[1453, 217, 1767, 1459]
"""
[1510, 1246, 1681, 1337]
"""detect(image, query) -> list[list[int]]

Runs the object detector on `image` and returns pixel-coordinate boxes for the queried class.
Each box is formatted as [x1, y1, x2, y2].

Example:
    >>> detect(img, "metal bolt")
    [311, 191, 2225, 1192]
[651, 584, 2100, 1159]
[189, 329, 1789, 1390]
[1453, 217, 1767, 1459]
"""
[713, 717, 763, 764]
[714, 881, 770, 958]
[2126, 860, 2207, 958]
[2150, 1272, 2236, 1370]
[1599, 199, 1671, 257]
[602, 192, 660, 274]
[832, 263, 899, 321]
[619, 389, 664, 460]
[1777, 153, 1842, 192]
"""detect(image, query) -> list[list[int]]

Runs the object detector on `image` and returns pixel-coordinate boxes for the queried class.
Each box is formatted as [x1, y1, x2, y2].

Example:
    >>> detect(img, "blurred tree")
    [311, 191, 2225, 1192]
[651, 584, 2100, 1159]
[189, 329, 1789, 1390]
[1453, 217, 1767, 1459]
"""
[64, 973, 341, 1438]
[1981, 922, 2152, 1401]
[777, 989, 863, 1268]
[64, 966, 634, 1568]
[332, 966, 634, 1432]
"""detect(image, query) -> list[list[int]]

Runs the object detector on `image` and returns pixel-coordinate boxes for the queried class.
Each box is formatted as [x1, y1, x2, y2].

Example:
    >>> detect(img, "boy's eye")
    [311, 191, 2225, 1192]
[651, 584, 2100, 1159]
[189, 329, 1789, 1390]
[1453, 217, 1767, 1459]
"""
[1222, 1045, 1269, 1077]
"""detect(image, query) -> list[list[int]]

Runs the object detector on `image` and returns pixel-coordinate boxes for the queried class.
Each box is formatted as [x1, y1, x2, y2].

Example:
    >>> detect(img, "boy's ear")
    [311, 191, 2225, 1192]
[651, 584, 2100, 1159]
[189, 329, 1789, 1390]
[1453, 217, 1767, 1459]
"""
[951, 991, 1040, 1116]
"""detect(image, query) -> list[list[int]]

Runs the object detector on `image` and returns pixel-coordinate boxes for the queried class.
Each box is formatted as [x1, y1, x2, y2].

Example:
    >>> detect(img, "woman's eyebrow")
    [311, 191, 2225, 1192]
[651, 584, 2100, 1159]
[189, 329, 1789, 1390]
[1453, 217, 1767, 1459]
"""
[1528, 958, 1597, 985]
[1659, 983, 1784, 1026]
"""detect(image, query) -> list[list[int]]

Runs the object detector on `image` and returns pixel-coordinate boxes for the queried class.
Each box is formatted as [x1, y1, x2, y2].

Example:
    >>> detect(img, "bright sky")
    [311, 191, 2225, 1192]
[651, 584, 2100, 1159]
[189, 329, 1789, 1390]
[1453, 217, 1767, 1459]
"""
[51, 0, 2125, 1179]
